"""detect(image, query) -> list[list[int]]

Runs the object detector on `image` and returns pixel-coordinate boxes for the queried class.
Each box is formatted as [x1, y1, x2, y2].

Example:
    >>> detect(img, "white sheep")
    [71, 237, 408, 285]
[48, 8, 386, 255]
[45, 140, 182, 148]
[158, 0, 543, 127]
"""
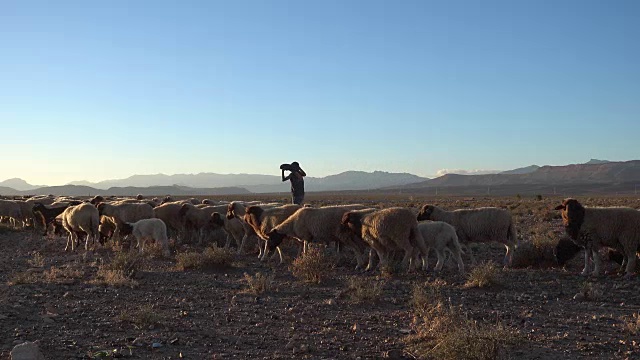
[341, 207, 428, 272]
[554, 198, 640, 277]
[60, 203, 100, 251]
[97, 202, 155, 239]
[119, 218, 170, 256]
[417, 220, 465, 274]
[264, 204, 371, 267]
[416, 204, 518, 267]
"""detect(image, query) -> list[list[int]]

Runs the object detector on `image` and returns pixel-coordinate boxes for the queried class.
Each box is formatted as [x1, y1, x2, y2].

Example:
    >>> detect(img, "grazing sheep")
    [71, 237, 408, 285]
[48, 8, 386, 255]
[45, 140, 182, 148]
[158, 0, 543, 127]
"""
[417, 221, 465, 274]
[554, 237, 628, 271]
[32, 202, 78, 235]
[226, 201, 282, 255]
[178, 204, 228, 244]
[98, 216, 117, 244]
[554, 198, 640, 277]
[341, 207, 428, 272]
[243, 204, 302, 263]
[416, 204, 518, 267]
[97, 202, 154, 239]
[153, 201, 188, 241]
[0, 200, 22, 228]
[264, 205, 371, 268]
[60, 203, 100, 251]
[208, 212, 246, 249]
[119, 218, 170, 256]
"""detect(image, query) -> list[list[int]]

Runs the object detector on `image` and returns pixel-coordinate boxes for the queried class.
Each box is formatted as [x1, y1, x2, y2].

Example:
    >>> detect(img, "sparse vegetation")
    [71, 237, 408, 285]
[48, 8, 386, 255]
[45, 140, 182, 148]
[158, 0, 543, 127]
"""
[465, 262, 500, 288]
[407, 284, 518, 360]
[28, 251, 45, 267]
[339, 277, 384, 304]
[242, 272, 275, 295]
[176, 245, 234, 271]
[118, 305, 163, 330]
[91, 252, 141, 287]
[290, 246, 326, 283]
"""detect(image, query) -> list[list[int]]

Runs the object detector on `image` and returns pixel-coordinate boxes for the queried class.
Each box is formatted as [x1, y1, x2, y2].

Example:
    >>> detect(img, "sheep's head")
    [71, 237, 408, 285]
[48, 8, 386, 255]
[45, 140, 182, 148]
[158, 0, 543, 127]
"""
[136, 194, 144, 200]
[554, 198, 585, 240]
[266, 229, 286, 251]
[96, 203, 106, 215]
[554, 238, 582, 266]
[178, 204, 191, 217]
[226, 203, 236, 220]
[416, 205, 435, 221]
[341, 211, 362, 234]
[32, 202, 46, 214]
[119, 222, 134, 236]
[90, 196, 104, 205]
[244, 206, 264, 230]
[210, 212, 225, 227]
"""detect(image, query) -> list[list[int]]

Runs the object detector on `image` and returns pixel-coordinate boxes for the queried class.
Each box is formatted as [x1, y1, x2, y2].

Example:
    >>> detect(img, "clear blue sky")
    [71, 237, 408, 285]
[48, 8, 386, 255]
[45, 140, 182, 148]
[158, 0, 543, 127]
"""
[1, 0, 639, 185]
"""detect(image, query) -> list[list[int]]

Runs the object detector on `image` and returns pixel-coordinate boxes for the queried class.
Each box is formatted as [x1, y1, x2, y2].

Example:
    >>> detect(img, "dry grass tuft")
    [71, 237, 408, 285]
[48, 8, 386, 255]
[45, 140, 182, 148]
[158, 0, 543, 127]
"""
[290, 247, 326, 283]
[118, 305, 162, 330]
[91, 252, 141, 287]
[43, 266, 85, 284]
[341, 277, 385, 304]
[407, 285, 518, 360]
[143, 242, 168, 259]
[242, 272, 275, 295]
[176, 245, 234, 271]
[579, 281, 605, 301]
[28, 252, 45, 267]
[7, 270, 39, 285]
[625, 313, 640, 336]
[465, 262, 500, 288]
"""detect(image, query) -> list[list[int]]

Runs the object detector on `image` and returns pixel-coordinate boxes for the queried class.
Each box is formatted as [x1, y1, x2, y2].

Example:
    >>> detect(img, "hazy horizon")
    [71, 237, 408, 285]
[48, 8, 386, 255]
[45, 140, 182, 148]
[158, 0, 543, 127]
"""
[2, 0, 638, 186]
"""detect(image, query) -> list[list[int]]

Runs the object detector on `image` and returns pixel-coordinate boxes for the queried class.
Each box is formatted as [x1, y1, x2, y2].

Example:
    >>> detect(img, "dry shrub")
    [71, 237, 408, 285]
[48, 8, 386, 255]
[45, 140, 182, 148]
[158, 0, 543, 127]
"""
[242, 272, 275, 295]
[28, 252, 45, 267]
[407, 285, 518, 360]
[91, 252, 141, 287]
[118, 305, 162, 330]
[290, 247, 326, 283]
[340, 277, 384, 304]
[176, 245, 234, 271]
[465, 262, 500, 288]
[579, 281, 605, 301]
[143, 242, 167, 259]
[7, 270, 39, 285]
[43, 266, 84, 284]
[625, 313, 640, 336]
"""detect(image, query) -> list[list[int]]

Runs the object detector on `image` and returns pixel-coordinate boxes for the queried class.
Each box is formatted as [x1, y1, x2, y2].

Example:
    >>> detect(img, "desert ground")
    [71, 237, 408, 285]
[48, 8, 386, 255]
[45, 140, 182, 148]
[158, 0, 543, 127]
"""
[1, 193, 640, 359]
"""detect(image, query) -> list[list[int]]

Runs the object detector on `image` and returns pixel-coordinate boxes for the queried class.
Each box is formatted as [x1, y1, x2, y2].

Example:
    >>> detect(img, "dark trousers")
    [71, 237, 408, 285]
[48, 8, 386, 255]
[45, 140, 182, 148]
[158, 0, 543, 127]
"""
[292, 193, 304, 205]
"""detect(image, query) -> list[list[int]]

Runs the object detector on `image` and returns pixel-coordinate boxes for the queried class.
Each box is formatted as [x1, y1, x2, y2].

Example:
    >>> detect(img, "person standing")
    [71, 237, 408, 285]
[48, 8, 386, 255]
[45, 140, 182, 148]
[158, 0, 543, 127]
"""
[281, 161, 306, 205]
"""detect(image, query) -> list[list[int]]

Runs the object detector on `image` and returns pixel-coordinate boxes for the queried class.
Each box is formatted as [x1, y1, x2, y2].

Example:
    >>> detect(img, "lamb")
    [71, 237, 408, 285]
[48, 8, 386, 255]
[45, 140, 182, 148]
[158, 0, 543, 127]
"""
[243, 204, 302, 263]
[96, 202, 155, 238]
[209, 212, 246, 250]
[32, 202, 79, 235]
[341, 207, 428, 272]
[264, 205, 371, 268]
[416, 204, 518, 267]
[417, 221, 465, 274]
[119, 218, 170, 256]
[60, 203, 100, 251]
[554, 198, 640, 277]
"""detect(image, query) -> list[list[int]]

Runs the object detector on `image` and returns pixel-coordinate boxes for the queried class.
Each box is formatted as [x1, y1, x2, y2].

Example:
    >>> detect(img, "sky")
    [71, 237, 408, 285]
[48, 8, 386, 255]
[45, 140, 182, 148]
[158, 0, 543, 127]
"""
[1, 0, 639, 185]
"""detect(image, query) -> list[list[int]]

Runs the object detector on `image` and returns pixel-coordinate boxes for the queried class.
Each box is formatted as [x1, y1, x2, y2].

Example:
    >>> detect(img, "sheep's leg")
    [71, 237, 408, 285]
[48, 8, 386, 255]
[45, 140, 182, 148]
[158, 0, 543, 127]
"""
[237, 234, 248, 255]
[581, 248, 591, 276]
[365, 248, 378, 272]
[624, 248, 637, 277]
[591, 245, 603, 277]
[434, 249, 445, 272]
[64, 234, 71, 251]
[451, 246, 465, 274]
[503, 244, 513, 268]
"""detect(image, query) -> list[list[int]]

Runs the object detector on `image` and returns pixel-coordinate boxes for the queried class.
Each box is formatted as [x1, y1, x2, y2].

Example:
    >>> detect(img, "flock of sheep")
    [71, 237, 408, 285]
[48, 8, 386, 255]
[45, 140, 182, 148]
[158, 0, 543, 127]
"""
[1, 194, 639, 277]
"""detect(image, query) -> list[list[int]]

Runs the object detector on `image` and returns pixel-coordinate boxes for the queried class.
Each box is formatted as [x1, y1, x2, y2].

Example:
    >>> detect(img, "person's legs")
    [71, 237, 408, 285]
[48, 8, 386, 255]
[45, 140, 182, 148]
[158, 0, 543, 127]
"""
[293, 194, 304, 205]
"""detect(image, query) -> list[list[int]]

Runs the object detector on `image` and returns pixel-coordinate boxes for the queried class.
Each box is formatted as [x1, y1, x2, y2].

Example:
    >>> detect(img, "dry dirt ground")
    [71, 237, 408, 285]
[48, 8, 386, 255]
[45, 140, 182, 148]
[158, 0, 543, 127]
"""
[1, 194, 640, 359]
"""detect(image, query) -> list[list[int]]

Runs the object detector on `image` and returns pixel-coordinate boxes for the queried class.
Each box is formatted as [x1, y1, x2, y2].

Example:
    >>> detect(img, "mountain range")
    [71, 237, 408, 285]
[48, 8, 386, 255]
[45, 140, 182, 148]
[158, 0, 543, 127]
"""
[1, 159, 639, 196]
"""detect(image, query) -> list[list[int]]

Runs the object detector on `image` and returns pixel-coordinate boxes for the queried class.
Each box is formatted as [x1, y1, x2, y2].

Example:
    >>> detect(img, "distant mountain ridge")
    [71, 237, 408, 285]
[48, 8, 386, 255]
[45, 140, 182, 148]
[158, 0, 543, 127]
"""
[67, 171, 429, 193]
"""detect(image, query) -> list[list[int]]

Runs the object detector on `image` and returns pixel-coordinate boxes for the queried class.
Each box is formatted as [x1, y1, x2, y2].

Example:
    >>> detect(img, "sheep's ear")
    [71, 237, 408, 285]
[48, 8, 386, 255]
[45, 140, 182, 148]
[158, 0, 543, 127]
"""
[554, 204, 565, 210]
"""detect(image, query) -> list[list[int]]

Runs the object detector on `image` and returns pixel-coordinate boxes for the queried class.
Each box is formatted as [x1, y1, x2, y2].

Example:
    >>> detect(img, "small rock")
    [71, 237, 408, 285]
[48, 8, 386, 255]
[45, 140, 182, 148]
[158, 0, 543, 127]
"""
[10, 341, 45, 360]
[299, 344, 308, 352]
[573, 293, 586, 301]
[151, 342, 163, 349]
[285, 341, 296, 350]
[41, 316, 55, 324]
[63, 292, 73, 299]
[398, 328, 412, 335]
[385, 349, 404, 359]
[352, 323, 360, 333]
[327, 298, 336, 306]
